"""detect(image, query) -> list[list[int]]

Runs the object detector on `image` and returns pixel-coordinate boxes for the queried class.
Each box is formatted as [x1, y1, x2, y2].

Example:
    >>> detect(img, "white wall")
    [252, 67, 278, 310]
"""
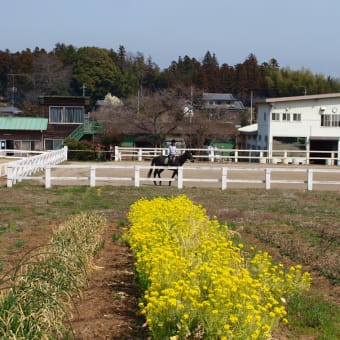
[257, 97, 340, 151]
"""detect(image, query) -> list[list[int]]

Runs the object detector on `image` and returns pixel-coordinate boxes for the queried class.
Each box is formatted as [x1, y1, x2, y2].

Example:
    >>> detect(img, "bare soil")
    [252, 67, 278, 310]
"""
[71, 223, 148, 340]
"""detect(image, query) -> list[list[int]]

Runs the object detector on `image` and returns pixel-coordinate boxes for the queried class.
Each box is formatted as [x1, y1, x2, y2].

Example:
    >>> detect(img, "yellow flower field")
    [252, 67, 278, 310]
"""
[126, 195, 311, 340]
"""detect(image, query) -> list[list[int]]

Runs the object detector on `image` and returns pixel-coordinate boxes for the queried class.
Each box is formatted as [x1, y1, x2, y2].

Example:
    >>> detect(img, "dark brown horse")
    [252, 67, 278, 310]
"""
[147, 150, 194, 186]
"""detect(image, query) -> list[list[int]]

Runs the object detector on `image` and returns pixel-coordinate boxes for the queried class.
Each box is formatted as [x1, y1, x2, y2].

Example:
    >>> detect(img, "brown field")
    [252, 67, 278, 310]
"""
[0, 162, 339, 339]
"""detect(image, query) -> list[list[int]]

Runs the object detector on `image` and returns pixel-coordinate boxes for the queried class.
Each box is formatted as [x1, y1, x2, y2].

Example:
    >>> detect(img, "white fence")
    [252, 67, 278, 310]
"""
[6, 147, 68, 187]
[0, 149, 44, 177]
[114, 146, 340, 166]
[3, 146, 340, 190]
[39, 164, 340, 191]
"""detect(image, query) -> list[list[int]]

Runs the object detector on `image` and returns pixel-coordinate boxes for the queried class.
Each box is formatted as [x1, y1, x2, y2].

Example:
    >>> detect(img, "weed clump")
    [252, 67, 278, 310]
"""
[0, 212, 106, 338]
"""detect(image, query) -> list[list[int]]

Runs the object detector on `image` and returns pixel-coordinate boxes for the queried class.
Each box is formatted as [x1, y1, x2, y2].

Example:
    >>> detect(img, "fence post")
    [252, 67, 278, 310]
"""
[330, 152, 334, 166]
[45, 165, 51, 189]
[265, 168, 271, 190]
[114, 146, 119, 162]
[63, 145, 68, 161]
[6, 165, 13, 188]
[210, 148, 214, 162]
[306, 150, 310, 165]
[134, 166, 140, 187]
[90, 166, 96, 187]
[221, 167, 227, 190]
[234, 150, 238, 163]
[138, 149, 142, 162]
[307, 168, 313, 191]
[177, 167, 183, 189]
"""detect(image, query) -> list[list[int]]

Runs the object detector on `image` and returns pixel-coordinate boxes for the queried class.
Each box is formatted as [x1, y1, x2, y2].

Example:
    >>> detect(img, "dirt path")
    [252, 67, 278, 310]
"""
[71, 223, 148, 340]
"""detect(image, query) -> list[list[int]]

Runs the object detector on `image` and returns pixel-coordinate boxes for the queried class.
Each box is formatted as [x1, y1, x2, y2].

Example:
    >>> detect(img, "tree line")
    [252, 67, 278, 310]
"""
[1, 44, 340, 109]
[1, 44, 340, 148]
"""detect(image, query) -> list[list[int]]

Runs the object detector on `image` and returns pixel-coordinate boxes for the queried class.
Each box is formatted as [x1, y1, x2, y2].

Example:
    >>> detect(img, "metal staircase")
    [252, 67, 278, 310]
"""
[66, 121, 103, 141]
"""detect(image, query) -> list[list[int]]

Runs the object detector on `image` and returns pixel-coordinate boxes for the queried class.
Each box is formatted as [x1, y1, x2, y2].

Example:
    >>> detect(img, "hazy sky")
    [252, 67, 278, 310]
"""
[1, 0, 340, 78]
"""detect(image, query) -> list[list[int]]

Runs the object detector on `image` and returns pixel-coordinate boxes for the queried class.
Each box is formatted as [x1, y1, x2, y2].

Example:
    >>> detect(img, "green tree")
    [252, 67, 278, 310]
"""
[53, 43, 78, 65]
[71, 47, 121, 102]
[202, 51, 220, 91]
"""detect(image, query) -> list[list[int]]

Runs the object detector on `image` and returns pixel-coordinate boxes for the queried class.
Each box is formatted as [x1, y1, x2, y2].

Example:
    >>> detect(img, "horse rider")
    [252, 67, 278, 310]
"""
[168, 139, 177, 164]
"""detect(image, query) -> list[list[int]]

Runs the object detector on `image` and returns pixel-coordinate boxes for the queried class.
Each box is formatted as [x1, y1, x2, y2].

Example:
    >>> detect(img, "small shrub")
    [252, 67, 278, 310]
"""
[63, 138, 96, 161]
[0, 212, 107, 338]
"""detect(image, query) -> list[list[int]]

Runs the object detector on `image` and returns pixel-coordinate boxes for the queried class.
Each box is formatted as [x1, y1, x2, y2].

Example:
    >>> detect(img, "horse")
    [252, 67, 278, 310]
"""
[147, 150, 194, 186]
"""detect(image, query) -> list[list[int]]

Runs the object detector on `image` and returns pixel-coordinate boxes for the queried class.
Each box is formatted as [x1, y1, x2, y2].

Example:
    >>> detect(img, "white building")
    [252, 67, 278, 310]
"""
[238, 93, 340, 164]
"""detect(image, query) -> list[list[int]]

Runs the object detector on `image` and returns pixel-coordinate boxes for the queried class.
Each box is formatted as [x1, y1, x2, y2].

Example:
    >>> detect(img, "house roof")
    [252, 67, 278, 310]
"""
[0, 117, 48, 131]
[238, 123, 258, 135]
[202, 93, 236, 101]
[259, 92, 340, 104]
[38, 95, 90, 106]
[202, 93, 244, 110]
[0, 106, 22, 114]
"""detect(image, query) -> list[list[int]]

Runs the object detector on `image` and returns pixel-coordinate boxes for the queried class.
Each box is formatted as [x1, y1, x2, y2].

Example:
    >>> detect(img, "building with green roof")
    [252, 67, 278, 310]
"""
[0, 117, 48, 151]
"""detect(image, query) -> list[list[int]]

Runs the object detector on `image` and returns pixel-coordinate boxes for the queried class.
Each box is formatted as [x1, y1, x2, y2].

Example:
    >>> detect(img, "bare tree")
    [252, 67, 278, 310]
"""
[123, 89, 186, 146]
[29, 52, 72, 97]
[181, 109, 237, 148]
[92, 89, 238, 148]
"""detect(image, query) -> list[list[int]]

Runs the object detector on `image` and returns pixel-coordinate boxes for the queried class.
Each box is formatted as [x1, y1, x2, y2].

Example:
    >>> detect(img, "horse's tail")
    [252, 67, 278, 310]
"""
[147, 158, 156, 178]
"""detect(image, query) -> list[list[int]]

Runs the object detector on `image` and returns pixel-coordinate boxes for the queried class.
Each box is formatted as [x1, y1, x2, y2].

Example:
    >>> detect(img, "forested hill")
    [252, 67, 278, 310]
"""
[1, 43, 340, 107]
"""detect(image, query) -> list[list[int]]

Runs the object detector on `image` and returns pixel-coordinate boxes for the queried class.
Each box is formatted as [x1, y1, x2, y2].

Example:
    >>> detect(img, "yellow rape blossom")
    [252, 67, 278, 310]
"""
[125, 195, 311, 340]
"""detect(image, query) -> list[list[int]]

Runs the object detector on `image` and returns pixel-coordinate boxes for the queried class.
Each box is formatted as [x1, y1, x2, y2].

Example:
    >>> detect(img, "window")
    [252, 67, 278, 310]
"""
[272, 112, 280, 120]
[333, 114, 340, 126]
[282, 113, 290, 121]
[14, 140, 41, 151]
[321, 114, 340, 127]
[49, 106, 84, 123]
[50, 107, 62, 122]
[45, 139, 63, 150]
[293, 113, 301, 121]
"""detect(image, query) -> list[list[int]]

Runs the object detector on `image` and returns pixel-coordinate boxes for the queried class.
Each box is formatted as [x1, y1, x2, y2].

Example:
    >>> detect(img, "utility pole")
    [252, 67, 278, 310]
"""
[250, 90, 253, 124]
[8, 73, 34, 106]
[10, 75, 16, 106]
[82, 83, 86, 96]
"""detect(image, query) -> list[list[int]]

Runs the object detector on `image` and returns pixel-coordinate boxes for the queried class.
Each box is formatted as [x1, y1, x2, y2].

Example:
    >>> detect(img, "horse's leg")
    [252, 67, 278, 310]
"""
[169, 170, 177, 186]
[158, 169, 164, 186]
[153, 170, 158, 186]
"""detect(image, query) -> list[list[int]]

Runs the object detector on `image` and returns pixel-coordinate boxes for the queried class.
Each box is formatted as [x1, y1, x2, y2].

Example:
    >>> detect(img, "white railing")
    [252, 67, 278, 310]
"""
[40, 164, 340, 191]
[0, 149, 45, 158]
[1, 150, 46, 177]
[114, 146, 340, 165]
[6, 147, 68, 188]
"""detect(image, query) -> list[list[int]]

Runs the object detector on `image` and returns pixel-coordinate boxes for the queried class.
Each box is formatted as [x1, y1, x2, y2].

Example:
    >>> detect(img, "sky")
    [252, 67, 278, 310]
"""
[1, 0, 340, 79]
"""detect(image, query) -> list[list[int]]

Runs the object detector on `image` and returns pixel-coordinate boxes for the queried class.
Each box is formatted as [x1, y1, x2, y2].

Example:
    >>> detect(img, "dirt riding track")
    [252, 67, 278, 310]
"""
[46, 161, 340, 191]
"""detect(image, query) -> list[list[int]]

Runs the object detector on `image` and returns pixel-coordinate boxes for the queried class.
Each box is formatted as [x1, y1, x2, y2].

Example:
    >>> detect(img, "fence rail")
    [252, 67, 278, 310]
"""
[6, 147, 68, 187]
[34, 164, 340, 191]
[113, 146, 340, 165]
[3, 146, 340, 190]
